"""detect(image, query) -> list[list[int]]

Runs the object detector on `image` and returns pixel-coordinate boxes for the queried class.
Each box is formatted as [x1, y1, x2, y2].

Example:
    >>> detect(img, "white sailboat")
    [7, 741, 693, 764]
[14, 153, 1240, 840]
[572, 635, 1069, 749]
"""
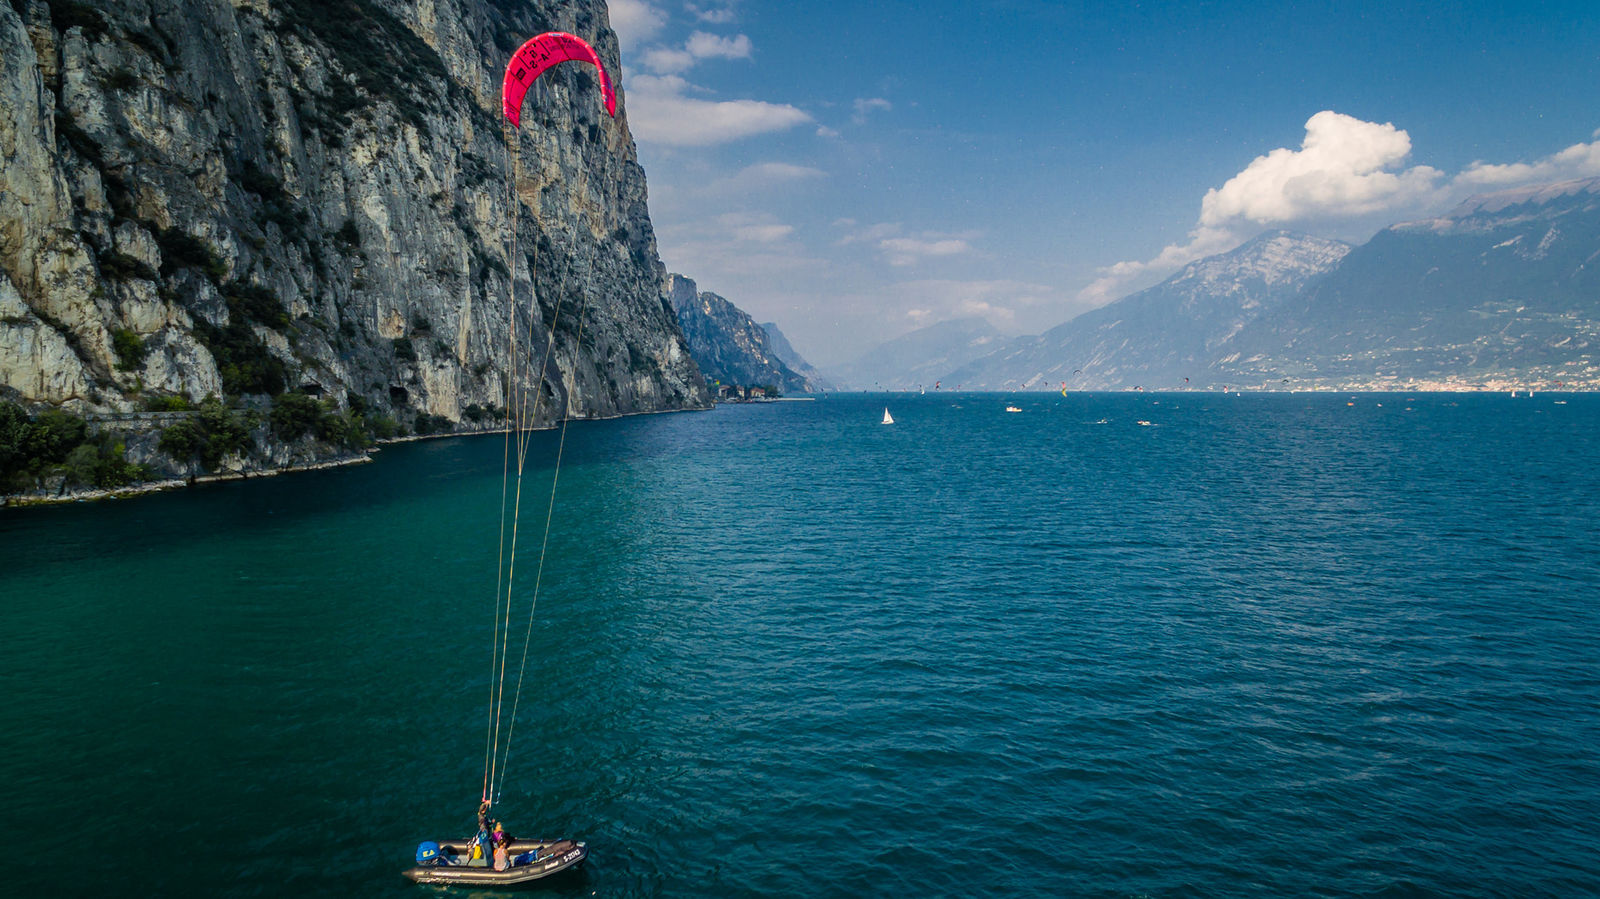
[882, 408, 894, 424]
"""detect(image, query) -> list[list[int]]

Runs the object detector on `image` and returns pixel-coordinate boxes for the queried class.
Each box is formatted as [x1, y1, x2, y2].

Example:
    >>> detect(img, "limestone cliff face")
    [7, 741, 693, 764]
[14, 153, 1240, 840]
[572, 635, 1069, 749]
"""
[0, 0, 709, 427]
[666, 272, 811, 394]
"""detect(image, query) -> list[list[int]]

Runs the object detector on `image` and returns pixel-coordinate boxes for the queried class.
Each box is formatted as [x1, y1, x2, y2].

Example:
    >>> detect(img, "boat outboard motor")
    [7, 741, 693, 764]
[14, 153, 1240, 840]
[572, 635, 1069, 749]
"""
[416, 841, 449, 866]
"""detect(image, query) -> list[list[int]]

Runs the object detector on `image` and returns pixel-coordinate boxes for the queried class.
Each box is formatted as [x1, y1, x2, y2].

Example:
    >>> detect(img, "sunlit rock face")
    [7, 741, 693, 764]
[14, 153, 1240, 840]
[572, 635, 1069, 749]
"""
[0, 0, 709, 422]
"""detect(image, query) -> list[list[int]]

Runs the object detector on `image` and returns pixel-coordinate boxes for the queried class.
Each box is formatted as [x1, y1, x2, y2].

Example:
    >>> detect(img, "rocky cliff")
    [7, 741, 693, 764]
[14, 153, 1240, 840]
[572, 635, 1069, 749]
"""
[666, 272, 810, 394]
[0, 0, 709, 446]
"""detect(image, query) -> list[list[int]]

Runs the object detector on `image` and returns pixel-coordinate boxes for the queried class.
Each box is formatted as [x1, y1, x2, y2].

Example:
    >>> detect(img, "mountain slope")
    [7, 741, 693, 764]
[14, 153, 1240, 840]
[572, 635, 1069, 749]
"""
[951, 232, 1350, 389]
[761, 321, 836, 391]
[667, 273, 810, 394]
[1224, 177, 1600, 385]
[840, 317, 1014, 389]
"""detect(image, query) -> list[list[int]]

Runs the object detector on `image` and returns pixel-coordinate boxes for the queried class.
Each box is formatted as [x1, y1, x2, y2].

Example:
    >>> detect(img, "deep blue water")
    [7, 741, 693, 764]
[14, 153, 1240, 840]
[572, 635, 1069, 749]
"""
[2, 392, 1598, 897]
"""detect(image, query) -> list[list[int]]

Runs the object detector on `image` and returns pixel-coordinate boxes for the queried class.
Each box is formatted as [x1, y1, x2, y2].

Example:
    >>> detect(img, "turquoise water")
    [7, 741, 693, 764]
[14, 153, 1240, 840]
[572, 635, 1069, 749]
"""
[3, 393, 1599, 897]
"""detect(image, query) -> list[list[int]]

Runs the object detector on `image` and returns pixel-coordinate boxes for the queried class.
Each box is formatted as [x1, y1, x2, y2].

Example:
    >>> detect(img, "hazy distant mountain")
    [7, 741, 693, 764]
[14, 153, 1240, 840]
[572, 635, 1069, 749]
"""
[760, 322, 838, 391]
[667, 274, 812, 394]
[839, 317, 1016, 389]
[1221, 177, 1600, 387]
[950, 232, 1351, 389]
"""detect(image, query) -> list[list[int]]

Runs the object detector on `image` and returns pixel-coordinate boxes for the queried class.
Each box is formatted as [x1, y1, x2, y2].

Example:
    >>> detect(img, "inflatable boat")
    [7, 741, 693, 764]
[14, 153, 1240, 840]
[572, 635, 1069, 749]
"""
[403, 838, 587, 886]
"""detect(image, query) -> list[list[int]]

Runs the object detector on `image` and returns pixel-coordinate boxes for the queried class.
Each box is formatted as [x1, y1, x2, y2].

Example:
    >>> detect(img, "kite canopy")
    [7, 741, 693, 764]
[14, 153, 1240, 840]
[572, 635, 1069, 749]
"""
[502, 31, 617, 127]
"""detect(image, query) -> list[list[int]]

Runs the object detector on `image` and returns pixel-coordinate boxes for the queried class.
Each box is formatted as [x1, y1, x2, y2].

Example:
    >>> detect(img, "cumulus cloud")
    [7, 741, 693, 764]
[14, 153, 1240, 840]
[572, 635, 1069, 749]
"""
[625, 74, 811, 146]
[640, 46, 696, 73]
[610, 0, 667, 50]
[1198, 111, 1444, 228]
[686, 31, 752, 60]
[640, 30, 755, 74]
[1081, 111, 1447, 305]
[1085, 112, 1600, 308]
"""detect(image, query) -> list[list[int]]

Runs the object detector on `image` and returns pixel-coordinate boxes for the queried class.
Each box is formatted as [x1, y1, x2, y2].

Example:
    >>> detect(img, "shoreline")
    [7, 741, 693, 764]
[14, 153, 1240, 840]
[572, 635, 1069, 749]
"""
[2, 453, 375, 508]
[1, 403, 713, 509]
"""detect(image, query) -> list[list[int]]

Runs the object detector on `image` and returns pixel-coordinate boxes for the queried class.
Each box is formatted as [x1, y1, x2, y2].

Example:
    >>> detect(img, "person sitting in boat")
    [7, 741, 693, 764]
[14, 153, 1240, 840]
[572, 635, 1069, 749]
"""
[492, 820, 519, 868]
[493, 837, 511, 871]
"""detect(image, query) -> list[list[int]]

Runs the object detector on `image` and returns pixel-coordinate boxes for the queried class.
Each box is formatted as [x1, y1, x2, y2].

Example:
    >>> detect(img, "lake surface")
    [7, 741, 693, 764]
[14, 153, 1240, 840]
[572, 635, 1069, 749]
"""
[3, 392, 1598, 897]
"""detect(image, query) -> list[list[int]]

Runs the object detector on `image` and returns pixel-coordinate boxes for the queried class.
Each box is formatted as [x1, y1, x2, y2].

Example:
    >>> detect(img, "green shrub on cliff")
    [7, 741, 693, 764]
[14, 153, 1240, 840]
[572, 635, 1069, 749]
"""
[0, 403, 148, 494]
[61, 435, 148, 490]
[111, 328, 147, 371]
[159, 397, 252, 474]
[193, 317, 288, 396]
[266, 392, 378, 450]
[270, 390, 323, 440]
[156, 228, 227, 282]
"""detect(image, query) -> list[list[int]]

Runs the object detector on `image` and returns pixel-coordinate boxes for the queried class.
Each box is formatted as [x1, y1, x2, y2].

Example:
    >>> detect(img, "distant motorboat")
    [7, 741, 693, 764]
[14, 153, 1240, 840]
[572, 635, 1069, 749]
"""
[882, 408, 894, 425]
[1005, 405, 1022, 413]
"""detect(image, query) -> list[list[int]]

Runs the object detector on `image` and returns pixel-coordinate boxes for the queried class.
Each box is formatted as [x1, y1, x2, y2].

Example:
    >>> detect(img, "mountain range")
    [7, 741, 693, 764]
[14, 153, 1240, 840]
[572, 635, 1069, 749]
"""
[849, 177, 1600, 391]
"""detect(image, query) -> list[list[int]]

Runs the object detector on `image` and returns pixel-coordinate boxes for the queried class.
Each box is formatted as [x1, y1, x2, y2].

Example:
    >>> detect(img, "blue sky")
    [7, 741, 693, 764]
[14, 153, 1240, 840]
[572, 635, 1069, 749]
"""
[606, 0, 1600, 366]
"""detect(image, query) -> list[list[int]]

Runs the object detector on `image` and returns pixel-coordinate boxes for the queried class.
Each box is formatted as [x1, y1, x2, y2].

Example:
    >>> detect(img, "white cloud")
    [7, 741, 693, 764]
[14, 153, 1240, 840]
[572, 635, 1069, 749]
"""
[879, 236, 972, 266]
[852, 97, 892, 124]
[834, 221, 904, 246]
[625, 74, 812, 146]
[639, 30, 755, 74]
[1453, 136, 1600, 189]
[687, 2, 739, 23]
[685, 31, 752, 60]
[610, 0, 667, 50]
[732, 223, 794, 243]
[1077, 226, 1242, 305]
[882, 279, 1066, 330]
[640, 46, 696, 73]
[721, 162, 826, 190]
[1198, 111, 1444, 228]
[1087, 114, 1600, 308]
[1081, 111, 1448, 305]
[710, 212, 796, 244]
[835, 222, 977, 265]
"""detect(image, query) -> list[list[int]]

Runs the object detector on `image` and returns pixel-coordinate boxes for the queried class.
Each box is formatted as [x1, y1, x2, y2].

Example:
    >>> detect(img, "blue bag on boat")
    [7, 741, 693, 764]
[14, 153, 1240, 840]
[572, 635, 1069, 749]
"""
[416, 841, 444, 865]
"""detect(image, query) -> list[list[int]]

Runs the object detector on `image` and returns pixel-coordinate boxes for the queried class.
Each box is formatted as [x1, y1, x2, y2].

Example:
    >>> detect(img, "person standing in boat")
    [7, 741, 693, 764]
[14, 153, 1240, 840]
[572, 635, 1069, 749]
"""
[467, 801, 493, 867]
